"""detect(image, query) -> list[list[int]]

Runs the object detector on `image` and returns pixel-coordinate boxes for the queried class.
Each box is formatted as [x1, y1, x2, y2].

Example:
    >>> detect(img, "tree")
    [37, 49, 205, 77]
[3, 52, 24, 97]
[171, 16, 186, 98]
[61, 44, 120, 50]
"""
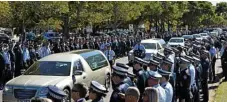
[0, 1, 12, 27]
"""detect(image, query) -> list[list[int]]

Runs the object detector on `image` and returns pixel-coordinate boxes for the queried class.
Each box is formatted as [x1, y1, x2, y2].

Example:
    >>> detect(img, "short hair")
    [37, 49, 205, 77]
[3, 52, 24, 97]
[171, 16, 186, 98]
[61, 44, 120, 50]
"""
[31, 98, 52, 102]
[72, 83, 88, 98]
[125, 87, 140, 100]
[144, 87, 159, 102]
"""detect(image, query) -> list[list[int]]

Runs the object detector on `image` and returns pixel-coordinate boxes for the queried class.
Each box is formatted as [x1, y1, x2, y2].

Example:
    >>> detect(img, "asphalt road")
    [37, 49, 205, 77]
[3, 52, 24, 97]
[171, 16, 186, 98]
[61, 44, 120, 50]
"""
[0, 56, 223, 102]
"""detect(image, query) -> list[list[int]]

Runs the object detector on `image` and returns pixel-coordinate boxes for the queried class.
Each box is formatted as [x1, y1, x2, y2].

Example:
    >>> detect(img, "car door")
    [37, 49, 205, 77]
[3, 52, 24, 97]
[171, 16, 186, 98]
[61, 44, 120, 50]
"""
[72, 60, 90, 85]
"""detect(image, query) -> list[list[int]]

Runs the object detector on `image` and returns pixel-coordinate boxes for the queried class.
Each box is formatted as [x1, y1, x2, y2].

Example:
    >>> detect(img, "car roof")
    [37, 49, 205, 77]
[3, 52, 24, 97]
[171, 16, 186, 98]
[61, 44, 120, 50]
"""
[170, 37, 184, 39]
[69, 49, 96, 54]
[141, 39, 159, 43]
[39, 53, 80, 62]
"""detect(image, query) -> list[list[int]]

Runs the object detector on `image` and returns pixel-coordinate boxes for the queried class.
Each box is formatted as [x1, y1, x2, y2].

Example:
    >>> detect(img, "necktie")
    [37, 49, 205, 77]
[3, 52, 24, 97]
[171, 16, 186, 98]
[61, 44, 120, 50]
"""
[107, 50, 110, 61]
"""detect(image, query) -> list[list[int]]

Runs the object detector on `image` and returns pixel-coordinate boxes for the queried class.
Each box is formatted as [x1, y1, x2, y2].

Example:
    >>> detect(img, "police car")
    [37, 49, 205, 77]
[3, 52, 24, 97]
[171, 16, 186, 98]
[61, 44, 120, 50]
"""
[3, 49, 111, 102]
[128, 38, 166, 63]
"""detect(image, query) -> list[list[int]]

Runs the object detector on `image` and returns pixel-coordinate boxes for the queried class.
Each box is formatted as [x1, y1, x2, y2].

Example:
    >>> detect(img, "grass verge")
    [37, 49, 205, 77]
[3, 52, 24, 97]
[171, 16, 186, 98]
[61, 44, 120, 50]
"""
[214, 81, 227, 102]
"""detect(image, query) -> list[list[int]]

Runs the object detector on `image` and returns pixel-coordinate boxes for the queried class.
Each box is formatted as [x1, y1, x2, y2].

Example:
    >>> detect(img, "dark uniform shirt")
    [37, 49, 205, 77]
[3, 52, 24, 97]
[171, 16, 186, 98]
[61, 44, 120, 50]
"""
[110, 82, 129, 102]
[134, 69, 147, 94]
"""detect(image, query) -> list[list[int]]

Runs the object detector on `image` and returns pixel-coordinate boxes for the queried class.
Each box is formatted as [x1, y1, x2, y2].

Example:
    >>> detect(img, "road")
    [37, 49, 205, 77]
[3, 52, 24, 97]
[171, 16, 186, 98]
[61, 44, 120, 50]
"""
[0, 56, 223, 102]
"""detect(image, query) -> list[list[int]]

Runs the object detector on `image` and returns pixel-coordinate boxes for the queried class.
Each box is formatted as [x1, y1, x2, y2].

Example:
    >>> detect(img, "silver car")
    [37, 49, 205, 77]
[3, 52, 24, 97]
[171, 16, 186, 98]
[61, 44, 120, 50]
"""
[3, 49, 111, 102]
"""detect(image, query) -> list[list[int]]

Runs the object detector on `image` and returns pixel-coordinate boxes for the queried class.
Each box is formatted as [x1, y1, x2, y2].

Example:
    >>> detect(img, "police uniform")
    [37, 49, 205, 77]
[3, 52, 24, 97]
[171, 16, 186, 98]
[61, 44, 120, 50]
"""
[200, 50, 210, 102]
[192, 56, 202, 102]
[133, 57, 148, 101]
[158, 69, 173, 102]
[104, 43, 115, 65]
[178, 57, 192, 102]
[157, 52, 165, 59]
[89, 81, 107, 102]
[110, 66, 130, 102]
[133, 43, 146, 58]
[147, 71, 166, 102]
[116, 63, 134, 87]
[47, 85, 67, 102]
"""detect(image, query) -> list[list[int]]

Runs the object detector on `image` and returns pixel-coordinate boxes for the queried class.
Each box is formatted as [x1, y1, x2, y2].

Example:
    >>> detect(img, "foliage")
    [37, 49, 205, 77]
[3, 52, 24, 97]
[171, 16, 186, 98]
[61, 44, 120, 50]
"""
[0, 1, 227, 35]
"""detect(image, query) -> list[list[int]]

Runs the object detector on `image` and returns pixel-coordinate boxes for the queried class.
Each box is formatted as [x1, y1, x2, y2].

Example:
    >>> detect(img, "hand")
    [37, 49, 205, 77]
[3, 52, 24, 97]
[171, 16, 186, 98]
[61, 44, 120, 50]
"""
[118, 93, 125, 99]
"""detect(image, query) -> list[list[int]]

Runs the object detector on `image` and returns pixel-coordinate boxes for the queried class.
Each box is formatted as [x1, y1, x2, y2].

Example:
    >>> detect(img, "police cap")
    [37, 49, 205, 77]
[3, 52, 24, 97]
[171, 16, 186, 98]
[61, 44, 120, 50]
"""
[184, 56, 194, 63]
[179, 57, 190, 64]
[48, 85, 67, 100]
[148, 59, 159, 66]
[147, 71, 162, 79]
[172, 47, 179, 53]
[192, 56, 200, 63]
[156, 52, 165, 58]
[162, 58, 173, 65]
[158, 69, 171, 76]
[112, 66, 127, 77]
[134, 57, 144, 64]
[127, 72, 135, 78]
[153, 55, 163, 63]
[116, 63, 130, 70]
[164, 47, 173, 53]
[90, 81, 107, 94]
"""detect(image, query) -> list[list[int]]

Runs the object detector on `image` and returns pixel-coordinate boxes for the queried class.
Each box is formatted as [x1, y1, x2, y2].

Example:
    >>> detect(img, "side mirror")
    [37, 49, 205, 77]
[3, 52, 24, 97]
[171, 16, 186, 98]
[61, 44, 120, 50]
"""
[73, 70, 83, 75]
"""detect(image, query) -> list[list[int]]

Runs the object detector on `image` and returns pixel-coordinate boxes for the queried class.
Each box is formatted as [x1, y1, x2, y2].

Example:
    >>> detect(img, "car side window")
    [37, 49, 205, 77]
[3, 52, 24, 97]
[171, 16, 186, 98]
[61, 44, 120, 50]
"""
[73, 60, 84, 72]
[157, 44, 161, 49]
[82, 52, 108, 71]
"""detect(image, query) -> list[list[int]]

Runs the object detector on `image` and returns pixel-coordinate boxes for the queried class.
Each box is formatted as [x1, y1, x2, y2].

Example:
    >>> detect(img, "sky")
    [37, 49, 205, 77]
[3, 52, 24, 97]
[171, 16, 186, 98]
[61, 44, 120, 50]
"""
[210, 1, 227, 6]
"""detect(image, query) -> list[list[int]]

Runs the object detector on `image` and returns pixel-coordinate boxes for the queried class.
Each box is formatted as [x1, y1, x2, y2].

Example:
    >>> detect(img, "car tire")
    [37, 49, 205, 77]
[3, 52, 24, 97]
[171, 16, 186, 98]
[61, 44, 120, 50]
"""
[105, 73, 111, 91]
[63, 88, 71, 102]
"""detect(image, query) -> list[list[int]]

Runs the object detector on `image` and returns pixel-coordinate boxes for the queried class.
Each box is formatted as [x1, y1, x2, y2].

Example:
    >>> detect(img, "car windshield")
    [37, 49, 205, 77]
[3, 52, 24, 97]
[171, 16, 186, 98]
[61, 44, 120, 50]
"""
[141, 43, 156, 49]
[200, 33, 207, 36]
[183, 35, 193, 39]
[24, 61, 71, 76]
[169, 38, 183, 43]
[193, 35, 201, 38]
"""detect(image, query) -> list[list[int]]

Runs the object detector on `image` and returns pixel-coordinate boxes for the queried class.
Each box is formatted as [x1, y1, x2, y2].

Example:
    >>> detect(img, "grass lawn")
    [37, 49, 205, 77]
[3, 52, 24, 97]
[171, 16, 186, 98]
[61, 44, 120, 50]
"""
[215, 81, 227, 102]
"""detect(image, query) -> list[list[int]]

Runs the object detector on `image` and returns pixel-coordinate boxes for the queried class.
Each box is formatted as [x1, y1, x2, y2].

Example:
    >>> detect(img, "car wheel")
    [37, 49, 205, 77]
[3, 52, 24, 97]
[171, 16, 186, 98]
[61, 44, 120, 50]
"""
[63, 89, 71, 102]
[105, 74, 111, 91]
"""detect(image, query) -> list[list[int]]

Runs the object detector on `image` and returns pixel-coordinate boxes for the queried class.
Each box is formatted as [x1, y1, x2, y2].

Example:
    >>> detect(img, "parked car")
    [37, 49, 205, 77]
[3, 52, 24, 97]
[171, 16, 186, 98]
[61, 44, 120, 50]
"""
[128, 38, 166, 63]
[167, 37, 185, 48]
[43, 31, 61, 42]
[199, 33, 210, 39]
[0, 33, 11, 43]
[182, 35, 194, 41]
[192, 34, 203, 40]
[3, 49, 111, 102]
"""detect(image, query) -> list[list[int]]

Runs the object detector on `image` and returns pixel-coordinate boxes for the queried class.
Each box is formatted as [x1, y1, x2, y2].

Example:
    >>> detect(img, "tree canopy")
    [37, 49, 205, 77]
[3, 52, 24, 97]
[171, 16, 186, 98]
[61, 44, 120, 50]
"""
[1, 1, 227, 35]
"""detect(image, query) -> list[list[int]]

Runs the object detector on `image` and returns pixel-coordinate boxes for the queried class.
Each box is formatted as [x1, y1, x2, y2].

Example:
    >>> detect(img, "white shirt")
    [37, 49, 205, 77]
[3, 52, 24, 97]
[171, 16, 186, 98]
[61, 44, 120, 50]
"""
[39, 46, 51, 58]
[154, 84, 166, 102]
[3, 51, 11, 64]
[189, 64, 196, 89]
[104, 50, 115, 61]
[23, 48, 30, 62]
[161, 82, 173, 102]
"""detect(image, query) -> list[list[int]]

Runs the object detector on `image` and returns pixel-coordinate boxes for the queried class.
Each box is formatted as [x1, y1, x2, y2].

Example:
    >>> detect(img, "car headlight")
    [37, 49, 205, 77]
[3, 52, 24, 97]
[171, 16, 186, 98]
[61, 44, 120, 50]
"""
[3, 86, 13, 93]
[38, 87, 49, 96]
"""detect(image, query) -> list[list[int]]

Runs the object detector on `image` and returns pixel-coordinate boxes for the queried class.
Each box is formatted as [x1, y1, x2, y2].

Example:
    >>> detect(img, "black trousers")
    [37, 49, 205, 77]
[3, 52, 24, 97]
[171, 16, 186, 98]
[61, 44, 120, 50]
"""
[211, 56, 216, 81]
[222, 61, 227, 80]
[201, 79, 209, 102]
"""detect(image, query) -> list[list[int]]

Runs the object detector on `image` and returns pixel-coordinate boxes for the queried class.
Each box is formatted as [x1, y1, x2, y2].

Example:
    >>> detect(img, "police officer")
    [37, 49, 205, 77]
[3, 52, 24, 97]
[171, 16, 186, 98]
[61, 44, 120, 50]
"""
[88, 81, 108, 102]
[133, 39, 145, 58]
[116, 63, 134, 87]
[110, 65, 130, 102]
[104, 43, 115, 66]
[146, 71, 166, 102]
[200, 50, 210, 102]
[148, 59, 159, 71]
[178, 57, 192, 102]
[158, 69, 173, 102]
[184, 56, 196, 98]
[157, 52, 165, 59]
[192, 56, 202, 102]
[47, 85, 67, 102]
[153, 55, 163, 63]
[132, 57, 148, 101]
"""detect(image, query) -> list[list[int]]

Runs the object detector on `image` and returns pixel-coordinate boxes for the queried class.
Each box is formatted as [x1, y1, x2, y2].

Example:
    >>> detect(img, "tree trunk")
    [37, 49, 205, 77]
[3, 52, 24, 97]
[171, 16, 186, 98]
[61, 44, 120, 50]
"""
[63, 13, 70, 39]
